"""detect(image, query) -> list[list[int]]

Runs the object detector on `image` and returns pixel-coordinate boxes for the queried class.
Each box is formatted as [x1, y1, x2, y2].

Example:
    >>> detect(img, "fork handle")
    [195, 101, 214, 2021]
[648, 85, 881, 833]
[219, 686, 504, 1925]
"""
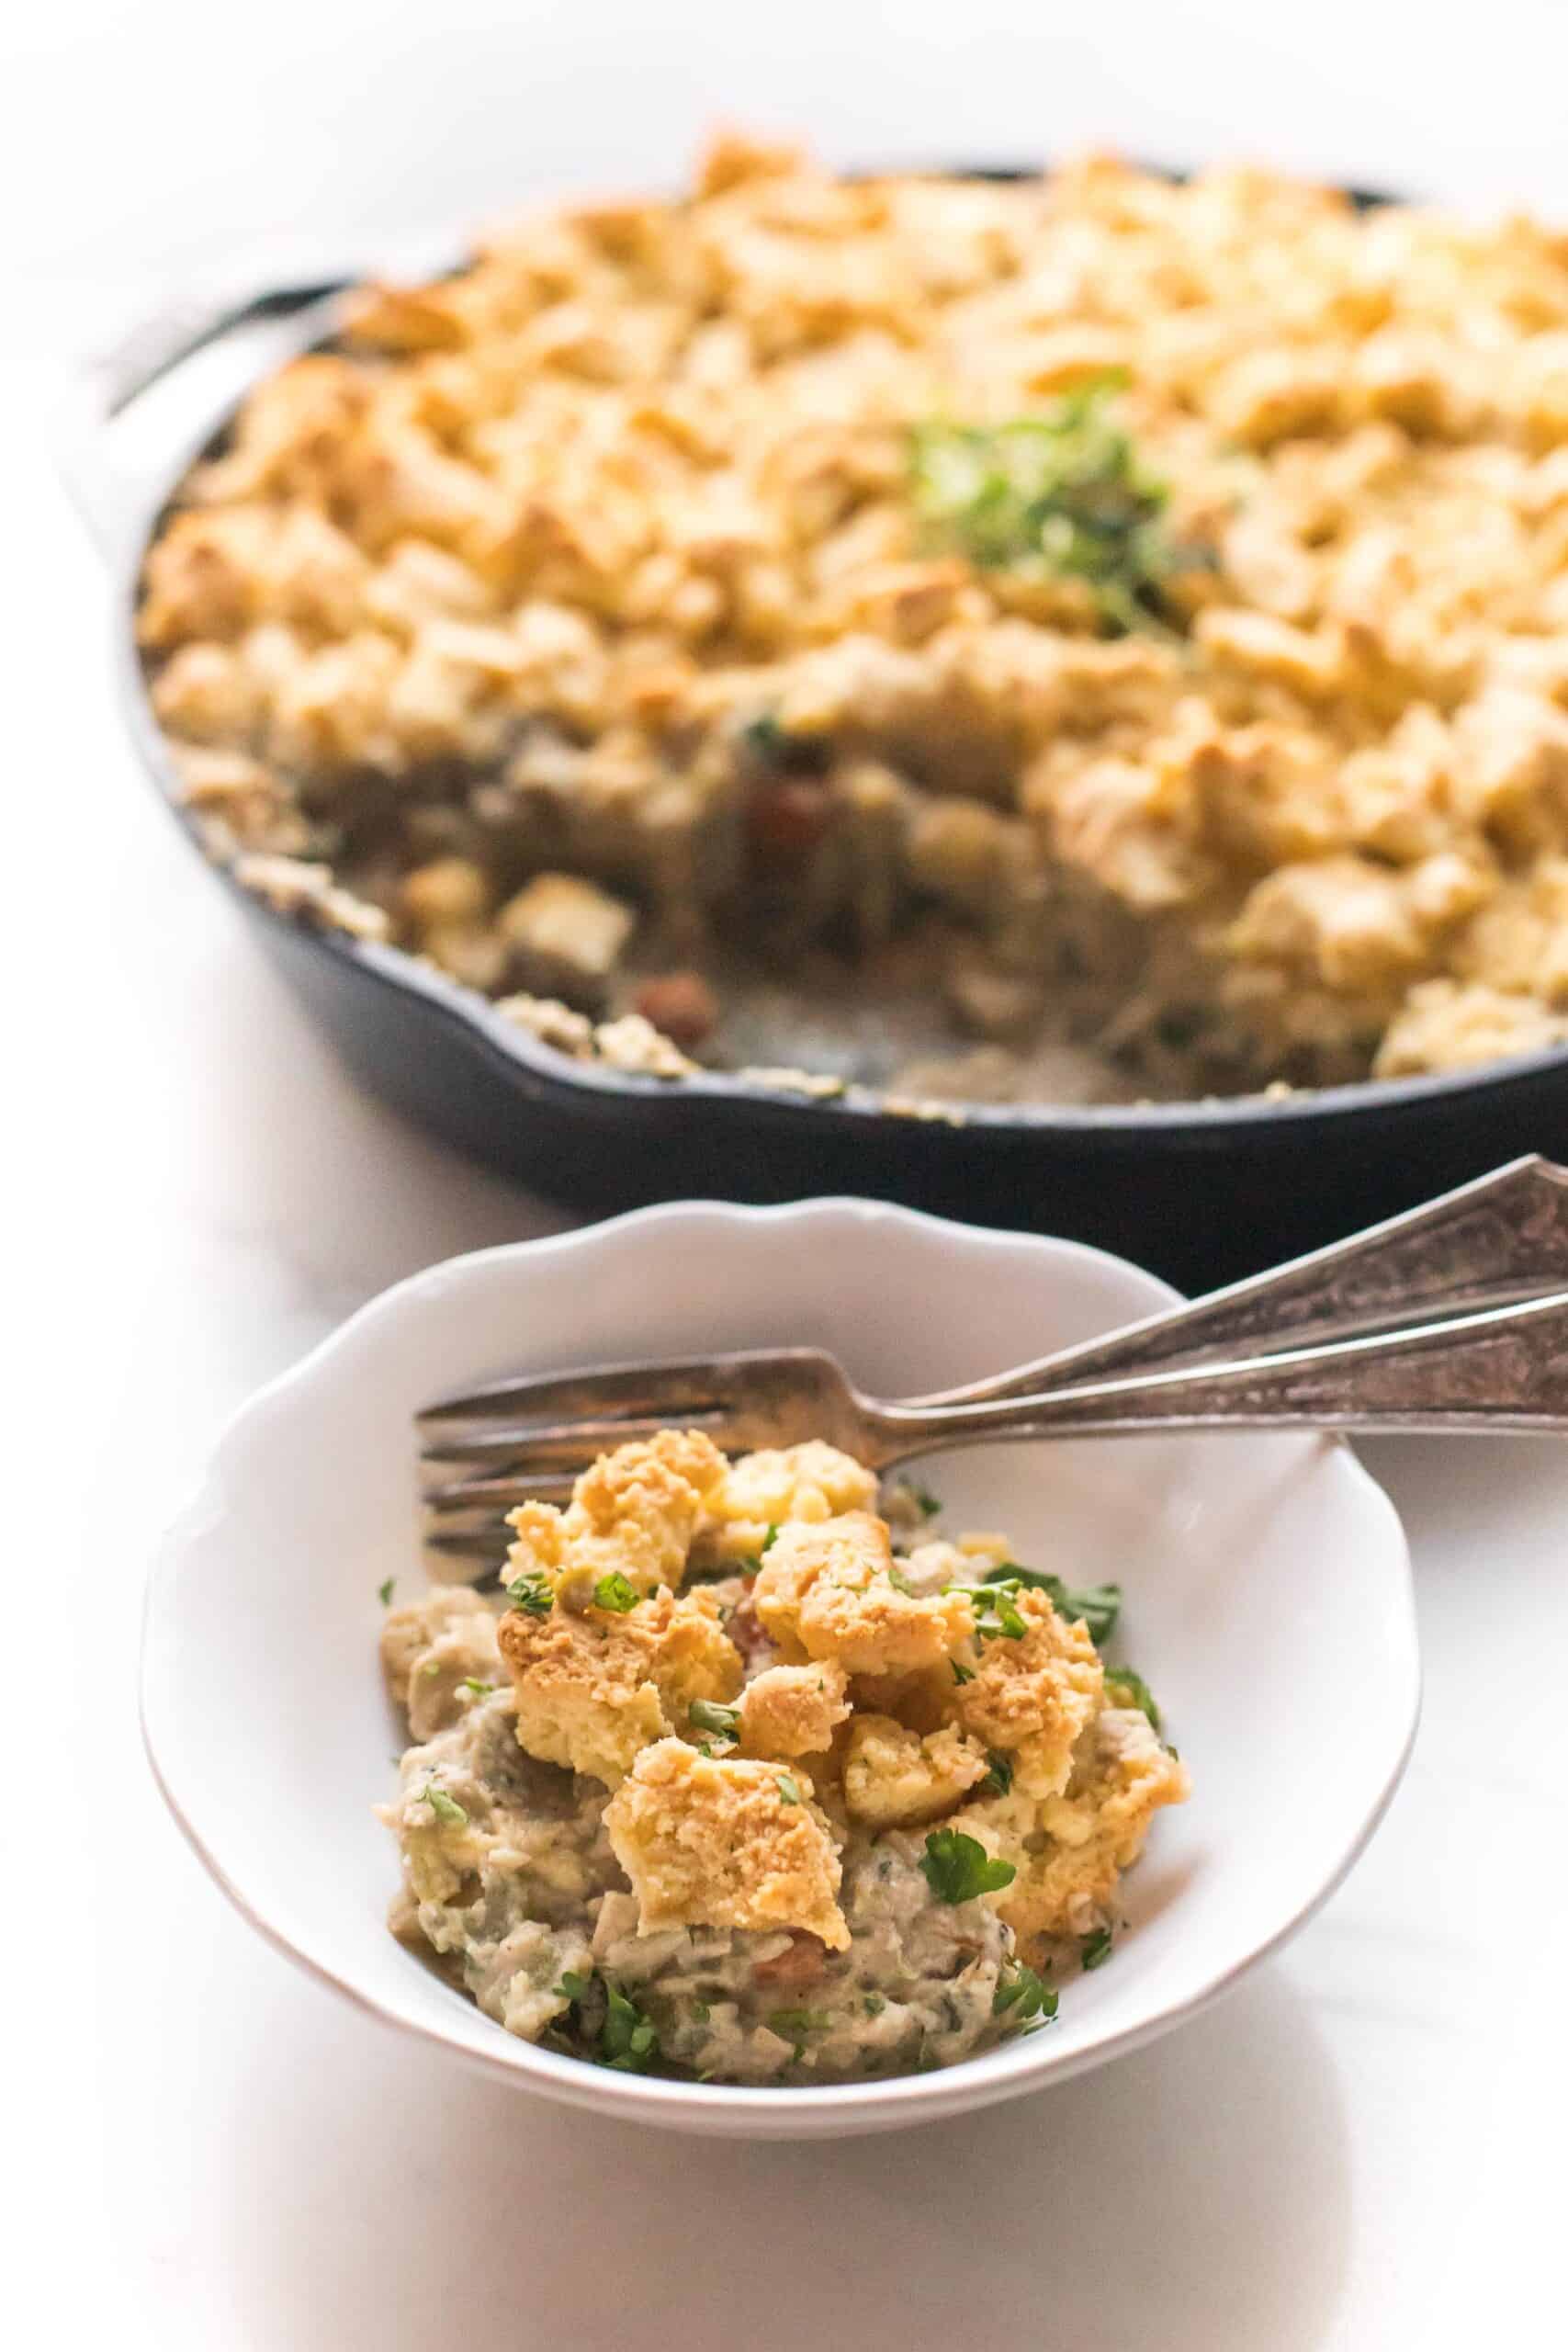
[873, 1286, 1568, 1452]
[915, 1155, 1568, 1407]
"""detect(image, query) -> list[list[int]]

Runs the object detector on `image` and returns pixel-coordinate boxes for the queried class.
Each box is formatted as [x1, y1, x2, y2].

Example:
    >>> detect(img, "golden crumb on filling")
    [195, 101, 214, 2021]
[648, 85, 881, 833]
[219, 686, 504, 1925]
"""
[604, 1736, 850, 1948]
[498, 1585, 740, 1785]
[963, 1707, 1191, 1949]
[951, 1587, 1105, 1798]
[703, 1442, 880, 1565]
[752, 1510, 976, 1673]
[841, 1714, 989, 1827]
[737, 1660, 852, 1758]
[503, 1426, 728, 1607]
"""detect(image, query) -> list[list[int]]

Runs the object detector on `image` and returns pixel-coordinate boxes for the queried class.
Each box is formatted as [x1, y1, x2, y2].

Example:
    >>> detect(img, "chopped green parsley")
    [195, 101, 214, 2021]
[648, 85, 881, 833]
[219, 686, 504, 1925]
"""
[688, 1699, 743, 1740]
[1105, 1665, 1162, 1731]
[909, 379, 1202, 635]
[768, 2007, 832, 2038]
[981, 1748, 1014, 1798]
[422, 1782, 468, 1829]
[993, 1959, 1058, 2028]
[741, 711, 788, 764]
[951, 1657, 976, 1686]
[377, 1577, 395, 1607]
[458, 1678, 497, 1699]
[592, 1570, 640, 1613]
[600, 1981, 660, 2072]
[775, 1772, 802, 1805]
[553, 1969, 661, 2070]
[1080, 1926, 1115, 1972]
[971, 1584, 1028, 1642]
[919, 1827, 1017, 1905]
[504, 1571, 554, 1616]
[986, 1564, 1122, 1645]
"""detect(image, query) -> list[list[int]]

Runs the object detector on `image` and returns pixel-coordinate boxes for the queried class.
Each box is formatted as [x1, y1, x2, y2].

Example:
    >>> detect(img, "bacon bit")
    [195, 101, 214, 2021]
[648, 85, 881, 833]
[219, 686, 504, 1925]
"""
[751, 1932, 829, 1992]
[632, 970, 720, 1049]
[747, 778, 834, 863]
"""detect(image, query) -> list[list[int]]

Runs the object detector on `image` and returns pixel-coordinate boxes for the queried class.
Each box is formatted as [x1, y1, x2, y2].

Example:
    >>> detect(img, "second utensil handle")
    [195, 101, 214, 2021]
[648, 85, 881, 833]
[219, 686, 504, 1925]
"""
[914, 1156, 1568, 1407]
[878, 1288, 1568, 1445]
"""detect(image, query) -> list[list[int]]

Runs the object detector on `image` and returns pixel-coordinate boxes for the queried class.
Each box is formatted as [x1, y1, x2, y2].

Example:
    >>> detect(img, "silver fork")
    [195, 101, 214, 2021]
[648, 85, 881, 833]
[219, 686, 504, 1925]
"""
[418, 1156, 1568, 1580]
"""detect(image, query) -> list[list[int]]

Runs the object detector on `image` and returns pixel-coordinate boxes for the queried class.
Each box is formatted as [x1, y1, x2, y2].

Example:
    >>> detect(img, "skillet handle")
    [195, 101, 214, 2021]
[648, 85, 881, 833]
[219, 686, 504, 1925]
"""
[57, 277, 354, 568]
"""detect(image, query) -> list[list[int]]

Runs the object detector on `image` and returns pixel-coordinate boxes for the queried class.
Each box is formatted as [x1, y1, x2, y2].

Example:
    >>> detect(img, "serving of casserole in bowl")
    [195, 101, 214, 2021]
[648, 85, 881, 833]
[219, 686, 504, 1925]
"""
[90, 136, 1568, 1278]
[139, 1199, 1418, 2136]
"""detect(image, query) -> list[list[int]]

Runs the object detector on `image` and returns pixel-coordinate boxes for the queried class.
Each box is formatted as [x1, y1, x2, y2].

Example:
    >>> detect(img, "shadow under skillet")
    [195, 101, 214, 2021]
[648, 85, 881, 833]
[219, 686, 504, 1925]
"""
[219, 1966, 1350, 2352]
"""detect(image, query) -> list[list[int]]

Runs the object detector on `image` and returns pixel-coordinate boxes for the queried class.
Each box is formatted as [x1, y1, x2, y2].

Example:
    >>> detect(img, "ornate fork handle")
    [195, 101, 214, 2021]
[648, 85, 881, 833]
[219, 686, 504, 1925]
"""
[874, 1288, 1568, 1453]
[919, 1155, 1568, 1406]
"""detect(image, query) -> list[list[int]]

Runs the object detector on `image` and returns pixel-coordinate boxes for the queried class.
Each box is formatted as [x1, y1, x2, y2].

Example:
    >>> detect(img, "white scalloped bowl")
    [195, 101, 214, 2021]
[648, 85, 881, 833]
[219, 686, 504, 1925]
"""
[141, 1199, 1418, 2139]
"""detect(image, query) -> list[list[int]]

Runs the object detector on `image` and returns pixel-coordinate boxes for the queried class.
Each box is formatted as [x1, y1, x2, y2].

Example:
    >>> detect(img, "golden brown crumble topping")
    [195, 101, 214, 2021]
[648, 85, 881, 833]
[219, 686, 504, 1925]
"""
[142, 136, 1568, 1099]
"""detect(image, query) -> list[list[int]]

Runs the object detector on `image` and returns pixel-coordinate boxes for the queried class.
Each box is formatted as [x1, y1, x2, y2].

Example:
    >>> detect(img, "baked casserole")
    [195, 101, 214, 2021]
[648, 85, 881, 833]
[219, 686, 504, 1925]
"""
[140, 134, 1568, 1104]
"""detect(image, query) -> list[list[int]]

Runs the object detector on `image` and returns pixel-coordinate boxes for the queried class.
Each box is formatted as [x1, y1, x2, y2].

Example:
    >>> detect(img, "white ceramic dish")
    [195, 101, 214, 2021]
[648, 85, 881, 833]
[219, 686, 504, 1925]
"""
[141, 1199, 1419, 2140]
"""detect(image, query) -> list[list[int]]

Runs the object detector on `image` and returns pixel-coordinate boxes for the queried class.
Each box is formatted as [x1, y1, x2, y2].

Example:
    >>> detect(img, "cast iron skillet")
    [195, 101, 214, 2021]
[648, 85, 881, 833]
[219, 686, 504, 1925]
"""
[67, 169, 1568, 1289]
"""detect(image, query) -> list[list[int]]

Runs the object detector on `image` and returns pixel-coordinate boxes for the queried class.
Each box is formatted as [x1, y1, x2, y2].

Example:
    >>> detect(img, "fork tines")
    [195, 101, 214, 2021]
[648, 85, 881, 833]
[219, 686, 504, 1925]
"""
[417, 1352, 732, 1583]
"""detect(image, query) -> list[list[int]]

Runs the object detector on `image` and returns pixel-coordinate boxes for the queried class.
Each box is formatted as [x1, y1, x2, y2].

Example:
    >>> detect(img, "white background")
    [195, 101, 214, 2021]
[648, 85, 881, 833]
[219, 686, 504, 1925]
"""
[6, 6, 1567, 2344]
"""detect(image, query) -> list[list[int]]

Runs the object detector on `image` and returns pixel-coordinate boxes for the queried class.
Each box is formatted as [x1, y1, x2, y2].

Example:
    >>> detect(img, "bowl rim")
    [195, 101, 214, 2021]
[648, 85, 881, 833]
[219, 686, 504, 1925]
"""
[140, 1195, 1421, 2130]
[114, 228, 1568, 1146]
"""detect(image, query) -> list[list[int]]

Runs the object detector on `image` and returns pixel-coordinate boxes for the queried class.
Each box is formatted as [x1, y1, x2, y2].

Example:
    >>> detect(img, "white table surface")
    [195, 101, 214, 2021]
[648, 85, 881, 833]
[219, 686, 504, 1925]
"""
[6, 6, 1567, 2343]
